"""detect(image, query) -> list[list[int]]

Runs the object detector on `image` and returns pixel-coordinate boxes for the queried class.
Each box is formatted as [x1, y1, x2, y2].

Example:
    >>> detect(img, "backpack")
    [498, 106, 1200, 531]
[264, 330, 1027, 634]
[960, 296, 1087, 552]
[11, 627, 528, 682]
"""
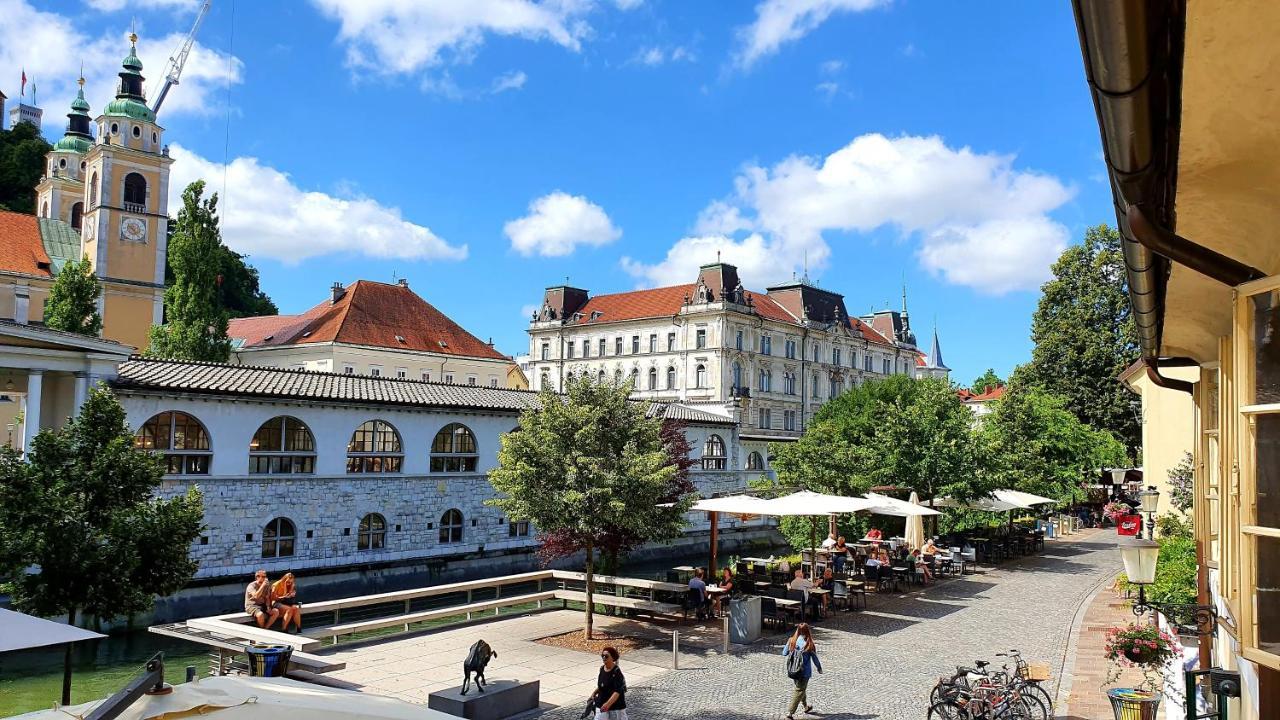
[786, 646, 806, 680]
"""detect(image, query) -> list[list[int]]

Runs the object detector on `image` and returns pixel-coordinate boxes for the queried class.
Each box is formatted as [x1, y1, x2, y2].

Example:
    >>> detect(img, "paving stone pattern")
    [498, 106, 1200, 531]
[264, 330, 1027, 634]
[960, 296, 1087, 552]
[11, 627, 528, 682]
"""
[536, 531, 1120, 720]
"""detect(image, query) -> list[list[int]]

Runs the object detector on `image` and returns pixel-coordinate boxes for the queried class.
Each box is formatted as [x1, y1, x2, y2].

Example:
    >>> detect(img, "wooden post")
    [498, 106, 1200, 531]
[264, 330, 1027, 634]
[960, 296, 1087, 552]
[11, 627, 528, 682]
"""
[708, 511, 719, 579]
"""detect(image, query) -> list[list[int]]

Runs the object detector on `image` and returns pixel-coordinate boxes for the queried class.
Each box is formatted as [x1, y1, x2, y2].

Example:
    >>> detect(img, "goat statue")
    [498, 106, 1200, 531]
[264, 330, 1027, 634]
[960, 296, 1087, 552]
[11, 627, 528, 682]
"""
[461, 639, 497, 695]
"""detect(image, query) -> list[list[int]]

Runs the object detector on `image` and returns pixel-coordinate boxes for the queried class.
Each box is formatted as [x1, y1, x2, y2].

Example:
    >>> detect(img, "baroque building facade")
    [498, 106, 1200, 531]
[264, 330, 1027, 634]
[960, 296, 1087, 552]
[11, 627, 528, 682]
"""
[526, 262, 949, 469]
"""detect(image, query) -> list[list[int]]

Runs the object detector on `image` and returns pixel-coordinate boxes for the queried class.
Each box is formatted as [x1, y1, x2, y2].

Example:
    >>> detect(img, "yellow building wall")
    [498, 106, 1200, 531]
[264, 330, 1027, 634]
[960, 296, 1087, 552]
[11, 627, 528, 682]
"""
[102, 288, 157, 351]
[1126, 365, 1198, 517]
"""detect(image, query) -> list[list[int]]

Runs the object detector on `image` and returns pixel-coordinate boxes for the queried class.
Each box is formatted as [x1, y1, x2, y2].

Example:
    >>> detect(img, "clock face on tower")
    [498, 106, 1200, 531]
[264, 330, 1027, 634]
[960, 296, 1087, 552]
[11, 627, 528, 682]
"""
[120, 216, 147, 243]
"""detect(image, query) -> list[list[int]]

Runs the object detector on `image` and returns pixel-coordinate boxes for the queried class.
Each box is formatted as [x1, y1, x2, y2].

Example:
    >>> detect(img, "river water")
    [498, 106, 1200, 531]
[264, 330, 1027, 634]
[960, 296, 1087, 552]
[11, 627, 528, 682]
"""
[0, 545, 788, 717]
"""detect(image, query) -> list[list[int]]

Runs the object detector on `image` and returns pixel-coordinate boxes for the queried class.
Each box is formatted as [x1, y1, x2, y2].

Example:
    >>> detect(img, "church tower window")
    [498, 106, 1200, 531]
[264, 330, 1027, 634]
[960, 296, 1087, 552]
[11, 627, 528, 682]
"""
[123, 173, 147, 211]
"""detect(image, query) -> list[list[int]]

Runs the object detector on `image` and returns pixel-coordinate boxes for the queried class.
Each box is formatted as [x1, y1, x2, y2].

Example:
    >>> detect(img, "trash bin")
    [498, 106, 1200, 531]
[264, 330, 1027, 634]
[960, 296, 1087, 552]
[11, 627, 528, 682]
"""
[728, 596, 761, 644]
[246, 643, 293, 677]
[1106, 688, 1161, 720]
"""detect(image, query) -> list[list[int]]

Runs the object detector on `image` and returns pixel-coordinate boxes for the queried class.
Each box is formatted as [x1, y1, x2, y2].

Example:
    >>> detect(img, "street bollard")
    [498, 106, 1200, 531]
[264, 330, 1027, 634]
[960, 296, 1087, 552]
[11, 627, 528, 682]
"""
[723, 614, 730, 654]
[672, 629, 679, 669]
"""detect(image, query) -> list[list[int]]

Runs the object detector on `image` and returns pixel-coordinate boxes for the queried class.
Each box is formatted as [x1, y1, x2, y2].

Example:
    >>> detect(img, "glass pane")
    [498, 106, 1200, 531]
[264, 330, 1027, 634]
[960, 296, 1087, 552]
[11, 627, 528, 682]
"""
[1257, 414, 1280, 529]
[278, 538, 294, 557]
[286, 419, 314, 451]
[1254, 290, 1280, 404]
[1255, 534, 1280, 657]
[252, 418, 283, 452]
[358, 533, 370, 551]
[1205, 370, 1220, 431]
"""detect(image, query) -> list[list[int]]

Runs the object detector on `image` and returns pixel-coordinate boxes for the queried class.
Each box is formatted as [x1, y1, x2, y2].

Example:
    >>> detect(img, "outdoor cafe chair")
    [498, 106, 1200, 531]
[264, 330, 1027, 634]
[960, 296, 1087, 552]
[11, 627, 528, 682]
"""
[760, 596, 782, 630]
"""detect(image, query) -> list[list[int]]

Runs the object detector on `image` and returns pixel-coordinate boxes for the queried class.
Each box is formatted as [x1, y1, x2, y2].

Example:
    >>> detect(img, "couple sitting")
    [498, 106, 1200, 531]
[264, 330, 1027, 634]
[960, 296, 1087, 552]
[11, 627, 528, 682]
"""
[244, 569, 302, 632]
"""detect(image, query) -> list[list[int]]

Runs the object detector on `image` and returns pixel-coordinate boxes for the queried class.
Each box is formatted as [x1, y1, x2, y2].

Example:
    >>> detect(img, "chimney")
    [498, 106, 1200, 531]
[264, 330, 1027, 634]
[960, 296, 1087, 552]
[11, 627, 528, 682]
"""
[330, 282, 346, 304]
[13, 284, 30, 325]
[397, 278, 409, 289]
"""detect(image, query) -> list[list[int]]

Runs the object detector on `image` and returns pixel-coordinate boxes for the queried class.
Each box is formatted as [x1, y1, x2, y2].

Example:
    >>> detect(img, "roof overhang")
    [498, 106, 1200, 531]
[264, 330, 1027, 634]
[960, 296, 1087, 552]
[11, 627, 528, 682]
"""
[1074, 0, 1280, 365]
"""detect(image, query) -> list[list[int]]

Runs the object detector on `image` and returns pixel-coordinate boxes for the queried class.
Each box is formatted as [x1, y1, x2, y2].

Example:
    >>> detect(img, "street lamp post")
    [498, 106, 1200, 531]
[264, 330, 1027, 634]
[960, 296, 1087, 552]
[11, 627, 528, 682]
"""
[1118, 537, 1217, 635]
[1138, 486, 1160, 539]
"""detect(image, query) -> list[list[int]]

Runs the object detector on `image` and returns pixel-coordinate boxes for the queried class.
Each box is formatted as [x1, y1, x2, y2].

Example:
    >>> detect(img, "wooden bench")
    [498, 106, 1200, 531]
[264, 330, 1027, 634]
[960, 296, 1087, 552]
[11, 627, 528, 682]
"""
[299, 571, 554, 618]
[148, 623, 345, 674]
[551, 590, 684, 620]
[187, 615, 322, 652]
[305, 590, 557, 644]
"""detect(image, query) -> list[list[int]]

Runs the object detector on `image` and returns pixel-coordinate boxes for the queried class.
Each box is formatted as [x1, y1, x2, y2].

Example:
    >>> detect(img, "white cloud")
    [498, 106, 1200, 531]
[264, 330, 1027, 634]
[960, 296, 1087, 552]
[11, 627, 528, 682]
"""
[631, 45, 695, 66]
[309, 0, 595, 76]
[621, 233, 799, 290]
[520, 303, 541, 320]
[819, 59, 844, 74]
[84, 0, 197, 11]
[733, 0, 890, 69]
[815, 81, 839, 99]
[168, 144, 467, 264]
[628, 133, 1074, 294]
[0, 2, 241, 124]
[490, 70, 527, 93]
[614, 0, 644, 9]
[505, 192, 621, 257]
[636, 47, 665, 66]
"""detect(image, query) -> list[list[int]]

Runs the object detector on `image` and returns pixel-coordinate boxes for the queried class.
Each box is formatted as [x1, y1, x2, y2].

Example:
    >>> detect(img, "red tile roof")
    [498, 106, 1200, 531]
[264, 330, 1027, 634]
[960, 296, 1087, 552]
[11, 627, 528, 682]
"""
[230, 280, 507, 361]
[960, 385, 1006, 403]
[567, 283, 896, 346]
[0, 210, 54, 277]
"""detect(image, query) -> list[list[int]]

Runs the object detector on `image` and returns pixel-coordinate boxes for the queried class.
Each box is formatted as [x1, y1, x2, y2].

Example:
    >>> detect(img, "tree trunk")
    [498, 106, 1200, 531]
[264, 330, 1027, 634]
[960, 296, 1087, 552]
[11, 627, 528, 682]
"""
[61, 608, 76, 705]
[584, 542, 595, 640]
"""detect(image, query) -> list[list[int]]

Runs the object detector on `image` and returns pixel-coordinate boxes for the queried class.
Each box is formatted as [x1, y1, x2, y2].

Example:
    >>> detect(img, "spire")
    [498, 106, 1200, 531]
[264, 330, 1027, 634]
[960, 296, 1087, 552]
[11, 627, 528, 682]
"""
[926, 326, 949, 370]
[52, 73, 93, 153]
[104, 31, 155, 122]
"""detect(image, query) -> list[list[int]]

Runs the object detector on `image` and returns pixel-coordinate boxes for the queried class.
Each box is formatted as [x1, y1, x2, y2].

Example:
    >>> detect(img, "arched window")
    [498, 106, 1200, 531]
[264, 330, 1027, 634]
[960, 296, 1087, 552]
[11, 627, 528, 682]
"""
[347, 420, 403, 473]
[695, 364, 707, 388]
[702, 434, 726, 470]
[249, 416, 316, 474]
[439, 509, 464, 543]
[70, 202, 83, 231]
[648, 368, 657, 390]
[135, 411, 211, 475]
[262, 517, 296, 558]
[732, 362, 742, 389]
[758, 369, 771, 392]
[540, 373, 551, 390]
[88, 172, 99, 207]
[747, 451, 765, 470]
[40, 201, 49, 218]
[431, 423, 478, 472]
[358, 513, 387, 551]
[666, 366, 676, 389]
[598, 369, 606, 384]
[614, 369, 623, 385]
[123, 172, 147, 210]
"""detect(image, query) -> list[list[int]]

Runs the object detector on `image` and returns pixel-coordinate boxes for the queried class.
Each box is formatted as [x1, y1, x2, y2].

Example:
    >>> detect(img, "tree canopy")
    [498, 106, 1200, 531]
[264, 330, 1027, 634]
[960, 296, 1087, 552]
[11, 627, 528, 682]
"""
[978, 383, 1127, 505]
[163, 239, 278, 319]
[972, 368, 1003, 392]
[1015, 225, 1141, 457]
[0, 388, 203, 702]
[43, 256, 102, 336]
[147, 181, 232, 361]
[0, 121, 50, 213]
[488, 377, 694, 638]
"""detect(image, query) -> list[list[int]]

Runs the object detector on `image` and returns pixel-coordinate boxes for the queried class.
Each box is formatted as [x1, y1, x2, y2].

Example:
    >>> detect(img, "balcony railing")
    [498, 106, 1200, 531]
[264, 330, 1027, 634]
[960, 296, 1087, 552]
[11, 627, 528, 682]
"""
[123, 202, 146, 213]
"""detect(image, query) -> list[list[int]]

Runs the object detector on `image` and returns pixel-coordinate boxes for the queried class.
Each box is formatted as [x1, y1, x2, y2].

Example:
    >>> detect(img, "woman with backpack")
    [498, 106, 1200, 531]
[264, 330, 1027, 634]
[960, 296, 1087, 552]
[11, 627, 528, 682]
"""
[782, 622, 822, 719]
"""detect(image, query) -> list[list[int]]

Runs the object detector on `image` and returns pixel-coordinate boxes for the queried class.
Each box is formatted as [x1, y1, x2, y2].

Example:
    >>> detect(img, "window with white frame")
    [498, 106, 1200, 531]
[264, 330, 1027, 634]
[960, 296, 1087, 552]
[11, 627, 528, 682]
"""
[701, 434, 726, 470]
[599, 338, 607, 356]
[648, 367, 658, 390]
[735, 329, 744, 351]
[759, 408, 771, 429]
[696, 364, 707, 388]
[696, 329, 707, 349]
[666, 366, 677, 389]
[761, 335, 772, 355]
[785, 339, 796, 359]
[566, 342, 575, 359]
[667, 332, 676, 351]
[632, 335, 640, 353]
[649, 334, 657, 353]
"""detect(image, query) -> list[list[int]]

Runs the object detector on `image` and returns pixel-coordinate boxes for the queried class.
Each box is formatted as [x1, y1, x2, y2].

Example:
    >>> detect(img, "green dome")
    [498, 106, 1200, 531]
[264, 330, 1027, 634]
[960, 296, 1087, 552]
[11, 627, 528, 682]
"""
[104, 97, 156, 122]
[52, 135, 92, 154]
[122, 46, 143, 72]
[70, 88, 90, 113]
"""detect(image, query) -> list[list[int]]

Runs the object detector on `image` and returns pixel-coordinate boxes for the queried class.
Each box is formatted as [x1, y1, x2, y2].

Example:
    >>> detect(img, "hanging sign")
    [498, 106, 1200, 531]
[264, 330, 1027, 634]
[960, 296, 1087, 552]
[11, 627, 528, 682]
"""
[1116, 514, 1142, 536]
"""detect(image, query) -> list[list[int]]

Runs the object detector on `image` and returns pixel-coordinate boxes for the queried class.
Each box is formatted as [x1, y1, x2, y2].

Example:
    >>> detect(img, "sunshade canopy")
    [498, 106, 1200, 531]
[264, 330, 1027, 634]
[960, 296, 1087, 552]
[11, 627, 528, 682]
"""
[863, 492, 942, 517]
[904, 491, 927, 549]
[992, 489, 1058, 507]
[0, 608, 105, 653]
[9, 675, 455, 720]
[759, 490, 878, 516]
[689, 495, 776, 514]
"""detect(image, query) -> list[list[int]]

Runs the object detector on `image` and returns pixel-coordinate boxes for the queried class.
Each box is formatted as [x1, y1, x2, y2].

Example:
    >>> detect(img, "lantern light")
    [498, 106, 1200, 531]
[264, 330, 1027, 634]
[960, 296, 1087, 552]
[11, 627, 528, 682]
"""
[1120, 538, 1160, 585]
[1110, 468, 1128, 485]
[1138, 485, 1161, 515]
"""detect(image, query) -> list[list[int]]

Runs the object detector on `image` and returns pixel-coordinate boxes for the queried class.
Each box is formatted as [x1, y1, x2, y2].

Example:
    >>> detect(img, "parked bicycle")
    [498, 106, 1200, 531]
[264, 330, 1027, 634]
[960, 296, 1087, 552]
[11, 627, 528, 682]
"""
[927, 649, 1052, 720]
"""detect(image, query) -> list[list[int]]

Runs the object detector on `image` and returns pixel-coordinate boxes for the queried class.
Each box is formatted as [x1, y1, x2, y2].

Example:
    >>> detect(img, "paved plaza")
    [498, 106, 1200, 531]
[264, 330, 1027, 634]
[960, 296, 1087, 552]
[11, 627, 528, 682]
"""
[316, 529, 1121, 719]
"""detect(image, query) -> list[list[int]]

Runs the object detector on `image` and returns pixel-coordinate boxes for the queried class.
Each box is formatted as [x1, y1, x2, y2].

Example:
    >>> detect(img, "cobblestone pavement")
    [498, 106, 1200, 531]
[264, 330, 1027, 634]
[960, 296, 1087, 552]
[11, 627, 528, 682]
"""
[537, 530, 1119, 720]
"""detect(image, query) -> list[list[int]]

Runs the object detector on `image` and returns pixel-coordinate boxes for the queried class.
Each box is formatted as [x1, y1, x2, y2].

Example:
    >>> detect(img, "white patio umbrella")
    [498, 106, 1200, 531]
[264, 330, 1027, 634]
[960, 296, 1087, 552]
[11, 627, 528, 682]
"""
[930, 495, 1023, 513]
[992, 489, 1058, 508]
[0, 608, 105, 653]
[9, 675, 456, 720]
[758, 491, 878, 579]
[904, 491, 926, 550]
[689, 494, 776, 514]
[862, 492, 943, 517]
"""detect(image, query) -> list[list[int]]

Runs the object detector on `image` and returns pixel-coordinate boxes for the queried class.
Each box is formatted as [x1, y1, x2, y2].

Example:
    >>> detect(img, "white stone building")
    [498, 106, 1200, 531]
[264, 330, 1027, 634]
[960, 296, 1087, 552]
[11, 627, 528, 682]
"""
[229, 279, 523, 389]
[526, 263, 949, 466]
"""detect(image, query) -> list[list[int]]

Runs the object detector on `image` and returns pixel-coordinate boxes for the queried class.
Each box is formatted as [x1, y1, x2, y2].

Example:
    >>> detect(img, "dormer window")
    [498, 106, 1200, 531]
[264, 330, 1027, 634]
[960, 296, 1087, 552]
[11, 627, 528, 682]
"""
[132, 125, 141, 138]
[438, 340, 448, 349]
[301, 331, 312, 338]
[395, 335, 406, 343]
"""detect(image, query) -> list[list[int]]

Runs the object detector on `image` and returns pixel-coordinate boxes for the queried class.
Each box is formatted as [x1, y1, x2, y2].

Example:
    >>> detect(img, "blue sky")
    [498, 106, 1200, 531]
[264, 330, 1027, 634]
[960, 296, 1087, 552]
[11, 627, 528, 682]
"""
[8, 1, 1112, 386]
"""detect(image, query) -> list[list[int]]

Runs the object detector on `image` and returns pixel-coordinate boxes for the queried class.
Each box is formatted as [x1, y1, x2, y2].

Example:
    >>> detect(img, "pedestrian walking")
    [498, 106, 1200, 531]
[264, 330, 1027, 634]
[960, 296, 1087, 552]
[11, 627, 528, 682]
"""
[782, 623, 822, 719]
[590, 646, 627, 719]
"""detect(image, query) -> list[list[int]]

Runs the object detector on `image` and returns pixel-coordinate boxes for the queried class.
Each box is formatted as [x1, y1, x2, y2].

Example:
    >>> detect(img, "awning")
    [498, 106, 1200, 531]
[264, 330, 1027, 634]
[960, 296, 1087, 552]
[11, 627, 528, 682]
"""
[0, 608, 105, 653]
[863, 492, 942, 517]
[8, 675, 455, 720]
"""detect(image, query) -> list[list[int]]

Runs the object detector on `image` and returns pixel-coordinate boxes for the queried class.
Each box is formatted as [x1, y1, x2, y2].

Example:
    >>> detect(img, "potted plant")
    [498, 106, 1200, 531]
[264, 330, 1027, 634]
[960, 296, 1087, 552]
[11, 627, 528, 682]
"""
[1102, 622, 1181, 719]
[1102, 500, 1133, 523]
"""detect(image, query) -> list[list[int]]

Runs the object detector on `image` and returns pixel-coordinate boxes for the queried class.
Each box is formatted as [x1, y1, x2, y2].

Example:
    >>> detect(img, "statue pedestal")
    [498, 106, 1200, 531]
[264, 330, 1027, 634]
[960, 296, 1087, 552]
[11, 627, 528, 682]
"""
[428, 679, 540, 720]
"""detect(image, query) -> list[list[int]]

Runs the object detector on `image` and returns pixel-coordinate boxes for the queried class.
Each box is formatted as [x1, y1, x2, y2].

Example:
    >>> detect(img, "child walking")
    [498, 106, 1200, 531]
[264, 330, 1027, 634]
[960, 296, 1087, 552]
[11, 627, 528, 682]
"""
[782, 622, 822, 719]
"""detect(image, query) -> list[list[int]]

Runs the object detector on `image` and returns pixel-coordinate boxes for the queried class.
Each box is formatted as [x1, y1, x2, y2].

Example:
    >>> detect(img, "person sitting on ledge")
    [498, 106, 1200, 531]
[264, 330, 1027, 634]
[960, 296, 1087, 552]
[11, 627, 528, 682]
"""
[272, 572, 302, 633]
[245, 569, 281, 629]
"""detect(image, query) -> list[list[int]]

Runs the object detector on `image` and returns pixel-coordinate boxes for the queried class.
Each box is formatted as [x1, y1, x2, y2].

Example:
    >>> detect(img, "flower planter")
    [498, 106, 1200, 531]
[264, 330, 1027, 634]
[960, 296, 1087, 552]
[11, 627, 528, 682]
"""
[1107, 688, 1161, 720]
[1123, 647, 1155, 664]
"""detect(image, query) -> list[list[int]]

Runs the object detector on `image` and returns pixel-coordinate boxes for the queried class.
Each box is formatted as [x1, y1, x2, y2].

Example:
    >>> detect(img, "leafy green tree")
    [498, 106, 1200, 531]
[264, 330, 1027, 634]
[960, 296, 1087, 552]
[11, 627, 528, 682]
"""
[147, 181, 232, 361]
[0, 388, 203, 703]
[0, 121, 51, 212]
[488, 376, 693, 638]
[1014, 225, 1141, 456]
[43, 256, 102, 336]
[979, 384, 1127, 505]
[773, 375, 983, 501]
[1167, 452, 1194, 514]
[162, 239, 278, 318]
[972, 368, 1003, 392]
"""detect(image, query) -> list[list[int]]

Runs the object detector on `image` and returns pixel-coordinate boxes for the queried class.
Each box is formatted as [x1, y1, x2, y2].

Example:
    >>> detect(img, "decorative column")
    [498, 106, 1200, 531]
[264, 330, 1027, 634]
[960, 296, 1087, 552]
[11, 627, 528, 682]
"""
[73, 372, 90, 413]
[22, 370, 43, 453]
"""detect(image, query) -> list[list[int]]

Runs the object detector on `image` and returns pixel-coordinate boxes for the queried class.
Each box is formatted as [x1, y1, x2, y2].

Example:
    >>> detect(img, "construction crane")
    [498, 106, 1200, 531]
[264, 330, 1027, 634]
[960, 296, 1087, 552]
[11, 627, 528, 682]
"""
[150, 0, 213, 114]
